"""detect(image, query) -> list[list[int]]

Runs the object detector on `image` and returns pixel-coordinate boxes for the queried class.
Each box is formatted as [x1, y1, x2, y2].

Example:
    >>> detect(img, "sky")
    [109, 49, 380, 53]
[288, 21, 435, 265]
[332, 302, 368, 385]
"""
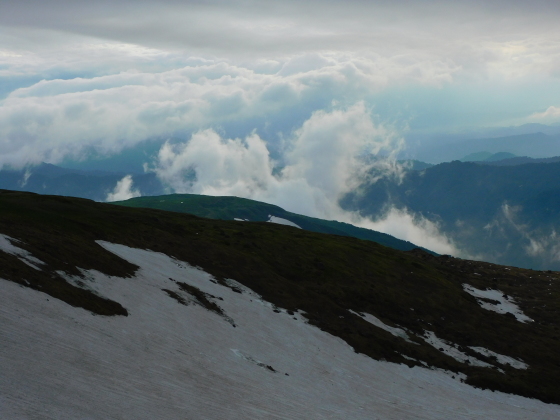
[2, 0, 560, 253]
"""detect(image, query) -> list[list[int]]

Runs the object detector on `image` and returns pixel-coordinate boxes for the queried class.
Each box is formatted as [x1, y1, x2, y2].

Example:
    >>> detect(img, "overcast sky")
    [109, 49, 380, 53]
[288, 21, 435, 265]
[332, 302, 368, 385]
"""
[2, 0, 560, 166]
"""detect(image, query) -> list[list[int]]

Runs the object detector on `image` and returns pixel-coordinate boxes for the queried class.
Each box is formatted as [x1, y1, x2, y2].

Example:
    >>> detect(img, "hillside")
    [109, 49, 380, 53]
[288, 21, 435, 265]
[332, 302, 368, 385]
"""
[0, 190, 559, 418]
[113, 193, 433, 253]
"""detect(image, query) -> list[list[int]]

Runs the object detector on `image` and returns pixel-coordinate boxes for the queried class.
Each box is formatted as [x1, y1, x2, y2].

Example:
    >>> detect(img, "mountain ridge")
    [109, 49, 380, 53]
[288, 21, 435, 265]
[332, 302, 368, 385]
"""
[0, 189, 559, 411]
[112, 193, 436, 254]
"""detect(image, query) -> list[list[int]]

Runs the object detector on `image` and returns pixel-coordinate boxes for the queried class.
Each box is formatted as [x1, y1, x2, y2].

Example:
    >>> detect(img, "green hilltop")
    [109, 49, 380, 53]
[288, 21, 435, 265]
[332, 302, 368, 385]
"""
[112, 193, 436, 254]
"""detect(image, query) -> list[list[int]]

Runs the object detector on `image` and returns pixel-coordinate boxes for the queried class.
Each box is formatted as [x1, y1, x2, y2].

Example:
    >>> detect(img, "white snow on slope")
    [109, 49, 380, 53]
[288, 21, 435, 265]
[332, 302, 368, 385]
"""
[463, 284, 533, 323]
[350, 309, 522, 371]
[0, 233, 44, 270]
[0, 242, 558, 419]
[349, 310, 417, 344]
[267, 215, 302, 229]
[469, 347, 528, 370]
[421, 331, 493, 368]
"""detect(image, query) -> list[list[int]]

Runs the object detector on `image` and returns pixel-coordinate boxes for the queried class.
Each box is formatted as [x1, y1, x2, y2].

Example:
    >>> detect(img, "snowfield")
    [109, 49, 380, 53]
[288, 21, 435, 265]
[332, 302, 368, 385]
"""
[1, 242, 558, 419]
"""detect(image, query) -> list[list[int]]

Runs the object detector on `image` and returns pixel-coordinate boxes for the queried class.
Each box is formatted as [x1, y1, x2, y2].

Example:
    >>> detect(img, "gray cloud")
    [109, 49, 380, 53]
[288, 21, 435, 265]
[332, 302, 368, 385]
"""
[3, 1, 560, 63]
[0, 51, 460, 168]
[1, 1, 559, 164]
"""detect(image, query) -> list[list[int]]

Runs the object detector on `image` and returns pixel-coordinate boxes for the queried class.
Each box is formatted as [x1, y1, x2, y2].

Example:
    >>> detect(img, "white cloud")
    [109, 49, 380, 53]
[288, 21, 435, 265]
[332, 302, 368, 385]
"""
[152, 103, 394, 216]
[351, 207, 459, 256]
[0, 53, 457, 169]
[151, 103, 459, 254]
[153, 129, 273, 198]
[105, 175, 141, 202]
[527, 105, 560, 123]
[2, 1, 560, 170]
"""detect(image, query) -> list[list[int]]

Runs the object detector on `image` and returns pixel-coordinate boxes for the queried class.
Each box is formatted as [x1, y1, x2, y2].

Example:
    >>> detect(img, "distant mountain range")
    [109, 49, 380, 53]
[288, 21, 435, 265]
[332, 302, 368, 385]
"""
[460, 152, 517, 162]
[343, 159, 560, 270]
[0, 162, 166, 201]
[411, 132, 560, 163]
[458, 151, 560, 166]
[481, 155, 560, 166]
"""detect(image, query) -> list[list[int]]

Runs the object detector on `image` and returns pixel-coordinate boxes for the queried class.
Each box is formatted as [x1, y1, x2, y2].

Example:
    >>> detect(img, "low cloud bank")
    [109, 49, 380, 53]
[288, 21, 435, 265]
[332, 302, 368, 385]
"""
[106, 175, 141, 202]
[352, 208, 459, 256]
[0, 52, 450, 170]
[151, 103, 459, 255]
[527, 105, 560, 124]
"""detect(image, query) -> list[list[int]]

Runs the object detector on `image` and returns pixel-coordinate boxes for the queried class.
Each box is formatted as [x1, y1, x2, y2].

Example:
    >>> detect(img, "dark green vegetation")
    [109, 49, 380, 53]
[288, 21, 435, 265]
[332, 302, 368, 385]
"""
[162, 281, 230, 323]
[113, 193, 432, 253]
[175, 281, 227, 317]
[1, 190, 559, 403]
[343, 160, 560, 270]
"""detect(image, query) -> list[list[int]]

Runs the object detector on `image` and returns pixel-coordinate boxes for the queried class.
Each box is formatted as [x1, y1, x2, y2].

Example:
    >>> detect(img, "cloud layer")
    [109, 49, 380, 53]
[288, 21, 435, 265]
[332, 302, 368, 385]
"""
[0, 51, 456, 169]
[3, 1, 560, 170]
[152, 103, 394, 215]
[151, 104, 458, 254]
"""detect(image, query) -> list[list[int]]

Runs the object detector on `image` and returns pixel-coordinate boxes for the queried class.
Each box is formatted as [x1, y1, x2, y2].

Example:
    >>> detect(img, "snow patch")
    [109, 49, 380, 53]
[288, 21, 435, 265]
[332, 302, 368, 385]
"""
[463, 284, 533, 323]
[349, 310, 417, 344]
[469, 347, 528, 370]
[267, 215, 302, 229]
[0, 234, 44, 270]
[400, 353, 428, 367]
[421, 331, 493, 368]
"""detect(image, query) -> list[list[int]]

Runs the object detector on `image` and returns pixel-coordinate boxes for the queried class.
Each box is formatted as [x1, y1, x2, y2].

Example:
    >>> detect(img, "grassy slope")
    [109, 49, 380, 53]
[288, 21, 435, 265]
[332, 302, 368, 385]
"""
[0, 190, 559, 403]
[113, 194, 433, 253]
